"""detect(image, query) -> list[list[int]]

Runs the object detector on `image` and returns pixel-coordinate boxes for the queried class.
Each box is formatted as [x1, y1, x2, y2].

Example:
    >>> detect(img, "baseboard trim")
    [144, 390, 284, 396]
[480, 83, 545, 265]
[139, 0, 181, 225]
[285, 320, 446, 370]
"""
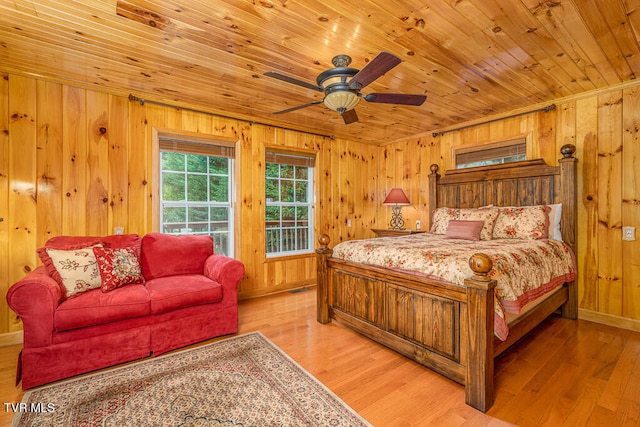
[579, 308, 640, 333]
[0, 331, 23, 347]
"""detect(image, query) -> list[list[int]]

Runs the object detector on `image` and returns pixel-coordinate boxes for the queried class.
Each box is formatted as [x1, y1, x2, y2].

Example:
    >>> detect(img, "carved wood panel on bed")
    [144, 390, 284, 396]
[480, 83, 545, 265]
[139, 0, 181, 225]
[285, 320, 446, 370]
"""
[316, 145, 578, 412]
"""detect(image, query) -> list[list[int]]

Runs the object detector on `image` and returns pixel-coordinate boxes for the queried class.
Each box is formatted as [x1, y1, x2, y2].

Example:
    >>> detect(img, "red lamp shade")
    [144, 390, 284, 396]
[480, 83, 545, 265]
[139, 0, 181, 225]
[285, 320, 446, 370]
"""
[383, 188, 410, 205]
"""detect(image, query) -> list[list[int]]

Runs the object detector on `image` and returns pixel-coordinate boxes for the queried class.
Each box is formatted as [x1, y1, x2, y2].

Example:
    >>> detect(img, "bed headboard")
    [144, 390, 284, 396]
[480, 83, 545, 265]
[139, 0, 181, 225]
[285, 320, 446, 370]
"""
[427, 145, 578, 250]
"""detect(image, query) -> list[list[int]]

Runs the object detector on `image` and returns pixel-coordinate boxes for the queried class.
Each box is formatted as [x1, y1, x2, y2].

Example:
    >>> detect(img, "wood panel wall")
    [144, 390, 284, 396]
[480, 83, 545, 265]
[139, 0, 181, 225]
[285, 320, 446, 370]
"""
[381, 88, 640, 329]
[1, 70, 640, 339]
[0, 72, 378, 337]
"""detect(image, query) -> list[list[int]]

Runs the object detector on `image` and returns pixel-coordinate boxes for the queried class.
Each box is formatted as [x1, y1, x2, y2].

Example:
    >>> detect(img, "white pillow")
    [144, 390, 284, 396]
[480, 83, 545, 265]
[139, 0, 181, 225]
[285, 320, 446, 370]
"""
[548, 203, 562, 241]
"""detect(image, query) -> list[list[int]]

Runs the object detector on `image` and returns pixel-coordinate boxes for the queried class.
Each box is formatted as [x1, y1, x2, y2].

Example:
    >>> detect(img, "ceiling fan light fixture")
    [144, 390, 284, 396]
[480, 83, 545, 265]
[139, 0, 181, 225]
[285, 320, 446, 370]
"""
[323, 90, 360, 113]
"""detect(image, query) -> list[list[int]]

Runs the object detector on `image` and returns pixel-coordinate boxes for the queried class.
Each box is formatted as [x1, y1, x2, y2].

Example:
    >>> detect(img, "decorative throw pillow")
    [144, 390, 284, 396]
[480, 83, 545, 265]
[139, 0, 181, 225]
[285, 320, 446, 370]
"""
[430, 207, 458, 234]
[93, 246, 144, 292]
[493, 205, 550, 239]
[39, 245, 103, 299]
[444, 220, 485, 241]
[458, 208, 499, 240]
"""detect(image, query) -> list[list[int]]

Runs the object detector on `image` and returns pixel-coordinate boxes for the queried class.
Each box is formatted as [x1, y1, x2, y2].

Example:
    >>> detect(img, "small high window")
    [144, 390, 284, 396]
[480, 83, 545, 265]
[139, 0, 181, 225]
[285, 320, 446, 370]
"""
[454, 137, 526, 169]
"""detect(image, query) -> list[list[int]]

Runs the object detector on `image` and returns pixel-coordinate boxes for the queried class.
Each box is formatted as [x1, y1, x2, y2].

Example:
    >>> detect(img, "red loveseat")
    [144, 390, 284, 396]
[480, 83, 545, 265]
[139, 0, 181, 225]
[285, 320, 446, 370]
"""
[6, 232, 245, 389]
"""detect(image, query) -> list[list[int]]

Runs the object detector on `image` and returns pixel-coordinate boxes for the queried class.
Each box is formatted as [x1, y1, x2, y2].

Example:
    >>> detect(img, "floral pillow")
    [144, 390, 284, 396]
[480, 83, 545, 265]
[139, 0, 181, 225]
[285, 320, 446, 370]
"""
[493, 206, 550, 239]
[93, 246, 144, 292]
[39, 245, 103, 299]
[458, 208, 499, 240]
[430, 207, 458, 234]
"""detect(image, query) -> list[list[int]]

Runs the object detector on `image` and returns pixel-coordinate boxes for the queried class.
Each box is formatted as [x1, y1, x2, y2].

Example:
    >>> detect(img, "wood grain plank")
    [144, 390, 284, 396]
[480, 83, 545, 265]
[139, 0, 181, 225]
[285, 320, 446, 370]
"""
[621, 86, 640, 319]
[575, 95, 599, 311]
[62, 86, 88, 235]
[597, 91, 624, 315]
[0, 73, 11, 332]
[86, 91, 110, 236]
[35, 80, 63, 246]
[8, 75, 38, 296]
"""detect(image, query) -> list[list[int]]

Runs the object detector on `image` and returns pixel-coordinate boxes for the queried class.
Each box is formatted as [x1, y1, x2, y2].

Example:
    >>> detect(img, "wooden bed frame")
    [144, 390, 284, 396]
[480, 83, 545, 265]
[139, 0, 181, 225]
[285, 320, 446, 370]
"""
[315, 145, 578, 412]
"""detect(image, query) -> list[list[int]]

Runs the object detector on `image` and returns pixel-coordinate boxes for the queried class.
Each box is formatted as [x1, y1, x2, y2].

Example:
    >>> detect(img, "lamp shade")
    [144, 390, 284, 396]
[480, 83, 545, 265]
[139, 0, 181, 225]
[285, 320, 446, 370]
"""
[323, 90, 360, 112]
[383, 188, 410, 205]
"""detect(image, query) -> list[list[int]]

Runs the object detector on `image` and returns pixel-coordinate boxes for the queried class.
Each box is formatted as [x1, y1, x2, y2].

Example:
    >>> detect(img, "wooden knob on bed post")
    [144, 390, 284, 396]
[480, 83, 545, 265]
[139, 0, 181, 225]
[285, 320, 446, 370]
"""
[469, 253, 493, 281]
[316, 234, 332, 324]
[560, 144, 576, 158]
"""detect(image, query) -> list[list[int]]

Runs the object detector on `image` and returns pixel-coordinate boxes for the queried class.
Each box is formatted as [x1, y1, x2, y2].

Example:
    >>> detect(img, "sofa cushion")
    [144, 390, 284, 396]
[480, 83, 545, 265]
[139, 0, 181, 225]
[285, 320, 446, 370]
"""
[145, 275, 223, 315]
[44, 234, 142, 251]
[54, 284, 151, 331]
[141, 233, 214, 280]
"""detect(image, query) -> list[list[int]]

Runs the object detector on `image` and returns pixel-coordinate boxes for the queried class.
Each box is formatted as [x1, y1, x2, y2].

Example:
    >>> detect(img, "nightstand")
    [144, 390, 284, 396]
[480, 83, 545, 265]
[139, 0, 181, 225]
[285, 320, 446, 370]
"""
[371, 228, 427, 237]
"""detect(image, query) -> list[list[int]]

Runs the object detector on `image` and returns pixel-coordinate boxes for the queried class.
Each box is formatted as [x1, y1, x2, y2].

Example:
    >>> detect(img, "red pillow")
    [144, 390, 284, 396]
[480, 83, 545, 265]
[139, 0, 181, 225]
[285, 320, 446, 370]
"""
[140, 233, 214, 280]
[445, 220, 485, 241]
[93, 246, 144, 292]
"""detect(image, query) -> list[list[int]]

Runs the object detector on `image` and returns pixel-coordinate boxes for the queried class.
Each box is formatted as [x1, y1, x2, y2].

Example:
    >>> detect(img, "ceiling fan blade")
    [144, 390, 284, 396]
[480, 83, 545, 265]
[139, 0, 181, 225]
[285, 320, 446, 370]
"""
[342, 109, 359, 124]
[348, 51, 402, 90]
[273, 100, 323, 114]
[264, 71, 323, 92]
[364, 93, 426, 106]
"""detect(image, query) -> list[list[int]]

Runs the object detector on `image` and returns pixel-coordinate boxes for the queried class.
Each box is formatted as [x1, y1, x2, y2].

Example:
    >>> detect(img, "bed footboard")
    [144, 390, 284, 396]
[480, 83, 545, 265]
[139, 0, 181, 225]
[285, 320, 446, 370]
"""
[316, 235, 498, 412]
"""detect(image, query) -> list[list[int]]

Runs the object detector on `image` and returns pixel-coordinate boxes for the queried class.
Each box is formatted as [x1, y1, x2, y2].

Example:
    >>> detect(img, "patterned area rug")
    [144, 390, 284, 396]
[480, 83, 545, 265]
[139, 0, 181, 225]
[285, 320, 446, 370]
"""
[12, 332, 371, 426]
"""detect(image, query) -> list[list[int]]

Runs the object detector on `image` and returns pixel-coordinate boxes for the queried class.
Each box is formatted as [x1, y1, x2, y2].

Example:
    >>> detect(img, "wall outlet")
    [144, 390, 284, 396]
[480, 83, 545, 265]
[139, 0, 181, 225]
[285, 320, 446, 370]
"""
[416, 220, 421, 230]
[114, 226, 125, 235]
[346, 219, 352, 228]
[622, 226, 636, 241]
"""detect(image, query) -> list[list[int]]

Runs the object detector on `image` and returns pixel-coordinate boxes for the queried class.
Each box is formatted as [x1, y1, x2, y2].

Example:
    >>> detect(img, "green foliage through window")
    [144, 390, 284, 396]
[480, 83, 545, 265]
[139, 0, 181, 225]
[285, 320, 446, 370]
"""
[160, 149, 233, 256]
[265, 155, 314, 256]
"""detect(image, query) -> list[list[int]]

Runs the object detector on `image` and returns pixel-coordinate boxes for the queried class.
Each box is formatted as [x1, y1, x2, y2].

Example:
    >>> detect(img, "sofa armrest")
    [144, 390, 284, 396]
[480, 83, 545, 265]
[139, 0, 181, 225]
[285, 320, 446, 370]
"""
[203, 255, 245, 304]
[6, 266, 62, 348]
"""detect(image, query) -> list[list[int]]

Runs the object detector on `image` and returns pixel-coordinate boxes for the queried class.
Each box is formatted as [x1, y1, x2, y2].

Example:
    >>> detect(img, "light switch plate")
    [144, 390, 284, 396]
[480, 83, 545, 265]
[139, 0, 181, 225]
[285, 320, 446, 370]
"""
[622, 226, 636, 241]
[416, 220, 421, 230]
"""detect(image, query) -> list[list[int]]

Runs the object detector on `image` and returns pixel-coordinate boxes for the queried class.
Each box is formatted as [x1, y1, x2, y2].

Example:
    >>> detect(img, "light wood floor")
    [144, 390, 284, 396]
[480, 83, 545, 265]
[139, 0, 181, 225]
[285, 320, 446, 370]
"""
[1, 288, 640, 426]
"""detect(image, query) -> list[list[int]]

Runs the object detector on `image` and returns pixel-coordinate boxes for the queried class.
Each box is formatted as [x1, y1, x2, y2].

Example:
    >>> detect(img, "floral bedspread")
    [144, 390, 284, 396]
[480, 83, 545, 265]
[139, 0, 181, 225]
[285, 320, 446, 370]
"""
[332, 233, 577, 340]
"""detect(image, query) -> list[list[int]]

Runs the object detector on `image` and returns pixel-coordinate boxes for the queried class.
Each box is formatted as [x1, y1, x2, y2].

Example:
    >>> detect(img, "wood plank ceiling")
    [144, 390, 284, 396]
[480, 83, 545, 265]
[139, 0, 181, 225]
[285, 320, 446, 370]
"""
[1, 0, 640, 144]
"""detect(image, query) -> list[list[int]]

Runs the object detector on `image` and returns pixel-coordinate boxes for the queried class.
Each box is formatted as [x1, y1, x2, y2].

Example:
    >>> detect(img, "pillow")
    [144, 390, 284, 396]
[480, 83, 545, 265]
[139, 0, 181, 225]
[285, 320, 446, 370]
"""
[430, 208, 458, 234]
[444, 220, 485, 241]
[458, 208, 499, 240]
[141, 233, 214, 280]
[548, 203, 563, 241]
[93, 246, 144, 292]
[38, 245, 103, 299]
[493, 206, 550, 239]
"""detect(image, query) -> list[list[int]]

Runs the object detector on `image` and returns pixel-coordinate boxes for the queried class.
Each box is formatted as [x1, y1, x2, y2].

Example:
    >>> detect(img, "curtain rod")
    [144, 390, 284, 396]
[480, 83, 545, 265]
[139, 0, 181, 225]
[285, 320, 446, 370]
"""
[128, 94, 335, 140]
[432, 103, 556, 137]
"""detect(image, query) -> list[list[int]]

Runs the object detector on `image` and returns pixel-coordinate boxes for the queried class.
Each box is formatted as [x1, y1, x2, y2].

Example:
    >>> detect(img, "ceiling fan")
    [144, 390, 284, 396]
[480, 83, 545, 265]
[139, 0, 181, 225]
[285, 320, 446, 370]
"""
[264, 51, 426, 124]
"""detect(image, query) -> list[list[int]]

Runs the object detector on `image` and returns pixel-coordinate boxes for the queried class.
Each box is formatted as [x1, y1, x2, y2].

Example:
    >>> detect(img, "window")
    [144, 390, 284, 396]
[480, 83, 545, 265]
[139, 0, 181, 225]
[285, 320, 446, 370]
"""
[454, 137, 526, 169]
[159, 136, 235, 256]
[265, 151, 315, 257]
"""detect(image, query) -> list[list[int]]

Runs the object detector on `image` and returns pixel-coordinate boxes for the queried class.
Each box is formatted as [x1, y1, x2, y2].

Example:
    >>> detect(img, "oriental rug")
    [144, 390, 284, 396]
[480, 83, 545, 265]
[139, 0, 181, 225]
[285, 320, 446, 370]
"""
[12, 332, 371, 427]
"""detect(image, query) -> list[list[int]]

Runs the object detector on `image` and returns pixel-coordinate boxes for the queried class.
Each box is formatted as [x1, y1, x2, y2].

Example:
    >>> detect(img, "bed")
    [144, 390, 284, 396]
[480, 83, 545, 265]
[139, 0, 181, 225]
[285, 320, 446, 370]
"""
[315, 144, 578, 412]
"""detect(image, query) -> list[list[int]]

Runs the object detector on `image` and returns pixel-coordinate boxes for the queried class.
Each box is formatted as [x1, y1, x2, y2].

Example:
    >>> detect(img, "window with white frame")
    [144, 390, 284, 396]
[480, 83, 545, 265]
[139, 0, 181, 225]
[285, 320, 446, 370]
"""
[159, 136, 235, 256]
[265, 151, 314, 257]
[454, 137, 527, 169]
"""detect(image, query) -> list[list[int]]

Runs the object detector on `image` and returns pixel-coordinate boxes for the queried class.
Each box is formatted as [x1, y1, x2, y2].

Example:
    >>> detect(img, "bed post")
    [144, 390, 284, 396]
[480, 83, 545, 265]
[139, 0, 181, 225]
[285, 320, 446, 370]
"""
[464, 253, 496, 412]
[558, 144, 578, 320]
[316, 234, 333, 324]
[427, 164, 440, 230]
